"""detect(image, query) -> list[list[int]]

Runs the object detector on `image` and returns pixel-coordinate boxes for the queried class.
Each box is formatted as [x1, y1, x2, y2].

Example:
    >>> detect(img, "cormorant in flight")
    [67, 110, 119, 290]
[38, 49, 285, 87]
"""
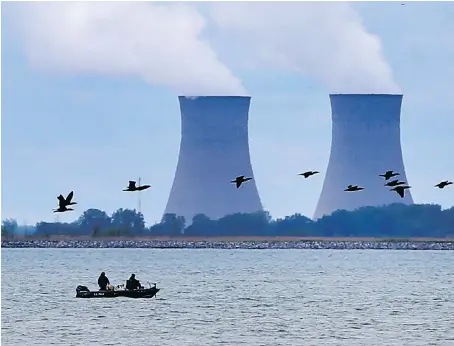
[298, 171, 320, 179]
[123, 181, 151, 192]
[344, 185, 364, 192]
[231, 175, 252, 189]
[390, 185, 411, 198]
[379, 170, 400, 180]
[384, 179, 406, 187]
[435, 180, 453, 189]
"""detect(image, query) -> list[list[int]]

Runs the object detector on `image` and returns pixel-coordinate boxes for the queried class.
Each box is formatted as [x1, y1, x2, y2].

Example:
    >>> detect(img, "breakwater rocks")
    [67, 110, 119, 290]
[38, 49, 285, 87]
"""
[2, 240, 454, 250]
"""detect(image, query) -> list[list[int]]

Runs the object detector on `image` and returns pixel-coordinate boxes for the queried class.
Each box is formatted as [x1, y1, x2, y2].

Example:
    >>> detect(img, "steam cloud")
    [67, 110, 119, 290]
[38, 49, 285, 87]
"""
[8, 2, 400, 95]
[8, 2, 247, 96]
[209, 2, 401, 94]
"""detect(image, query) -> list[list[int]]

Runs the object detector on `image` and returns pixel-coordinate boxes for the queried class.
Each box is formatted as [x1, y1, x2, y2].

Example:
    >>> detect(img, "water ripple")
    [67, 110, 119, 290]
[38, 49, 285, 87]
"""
[2, 249, 454, 345]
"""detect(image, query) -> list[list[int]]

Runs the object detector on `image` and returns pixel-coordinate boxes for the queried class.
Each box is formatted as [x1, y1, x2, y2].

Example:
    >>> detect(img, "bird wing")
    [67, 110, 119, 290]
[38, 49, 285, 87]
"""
[66, 191, 74, 203]
[236, 180, 242, 188]
[129, 181, 136, 188]
[395, 188, 404, 198]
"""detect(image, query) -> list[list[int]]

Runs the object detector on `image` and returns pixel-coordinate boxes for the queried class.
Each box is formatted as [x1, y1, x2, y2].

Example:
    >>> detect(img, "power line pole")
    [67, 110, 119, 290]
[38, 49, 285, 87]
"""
[138, 176, 142, 214]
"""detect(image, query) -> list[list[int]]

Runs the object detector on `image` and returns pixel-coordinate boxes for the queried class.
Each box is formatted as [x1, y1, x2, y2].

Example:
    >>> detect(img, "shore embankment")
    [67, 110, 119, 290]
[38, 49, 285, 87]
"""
[2, 236, 454, 250]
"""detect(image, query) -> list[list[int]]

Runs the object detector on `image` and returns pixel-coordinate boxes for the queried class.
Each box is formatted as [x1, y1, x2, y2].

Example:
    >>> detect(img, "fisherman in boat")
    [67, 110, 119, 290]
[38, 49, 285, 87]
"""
[126, 273, 142, 290]
[98, 272, 110, 291]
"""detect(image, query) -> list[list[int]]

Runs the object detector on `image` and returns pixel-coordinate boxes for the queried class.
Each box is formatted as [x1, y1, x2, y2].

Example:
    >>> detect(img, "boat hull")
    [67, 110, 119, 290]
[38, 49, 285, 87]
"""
[76, 287, 160, 299]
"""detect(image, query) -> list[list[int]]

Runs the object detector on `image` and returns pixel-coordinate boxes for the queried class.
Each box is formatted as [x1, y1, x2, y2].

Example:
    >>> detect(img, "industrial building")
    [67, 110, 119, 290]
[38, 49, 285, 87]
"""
[313, 94, 414, 219]
[164, 96, 263, 224]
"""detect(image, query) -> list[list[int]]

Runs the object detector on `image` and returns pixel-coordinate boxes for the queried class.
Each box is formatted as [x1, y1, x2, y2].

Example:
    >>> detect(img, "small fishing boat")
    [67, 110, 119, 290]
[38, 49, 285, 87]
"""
[76, 282, 160, 299]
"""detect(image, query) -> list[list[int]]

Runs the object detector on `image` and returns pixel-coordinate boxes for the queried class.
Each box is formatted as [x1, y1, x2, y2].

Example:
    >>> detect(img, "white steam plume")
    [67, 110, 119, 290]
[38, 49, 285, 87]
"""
[7, 2, 247, 96]
[209, 2, 400, 94]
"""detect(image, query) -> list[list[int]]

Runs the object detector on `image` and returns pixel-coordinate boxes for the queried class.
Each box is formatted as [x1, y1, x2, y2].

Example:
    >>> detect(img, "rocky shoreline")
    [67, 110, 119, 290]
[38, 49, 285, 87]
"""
[2, 240, 454, 250]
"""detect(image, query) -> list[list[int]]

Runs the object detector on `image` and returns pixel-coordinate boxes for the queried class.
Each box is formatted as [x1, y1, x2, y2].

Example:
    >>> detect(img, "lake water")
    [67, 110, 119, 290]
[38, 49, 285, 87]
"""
[1, 249, 454, 345]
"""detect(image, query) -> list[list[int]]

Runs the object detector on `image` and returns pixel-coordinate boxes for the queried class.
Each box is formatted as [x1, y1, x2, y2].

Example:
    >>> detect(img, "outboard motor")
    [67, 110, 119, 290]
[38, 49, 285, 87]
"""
[76, 285, 90, 293]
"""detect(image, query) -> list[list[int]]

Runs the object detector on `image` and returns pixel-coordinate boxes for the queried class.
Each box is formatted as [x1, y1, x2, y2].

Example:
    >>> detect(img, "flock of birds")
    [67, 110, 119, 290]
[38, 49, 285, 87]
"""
[53, 172, 452, 213]
[233, 170, 452, 199]
[53, 181, 151, 213]
[302, 170, 452, 198]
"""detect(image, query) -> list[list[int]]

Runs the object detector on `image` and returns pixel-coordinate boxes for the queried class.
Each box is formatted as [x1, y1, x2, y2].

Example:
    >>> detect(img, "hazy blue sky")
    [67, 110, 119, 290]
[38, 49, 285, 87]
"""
[2, 1, 453, 226]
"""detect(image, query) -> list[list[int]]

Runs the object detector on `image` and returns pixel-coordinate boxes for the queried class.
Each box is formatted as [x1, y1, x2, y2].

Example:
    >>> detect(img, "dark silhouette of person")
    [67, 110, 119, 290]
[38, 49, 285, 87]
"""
[98, 272, 110, 291]
[126, 274, 141, 290]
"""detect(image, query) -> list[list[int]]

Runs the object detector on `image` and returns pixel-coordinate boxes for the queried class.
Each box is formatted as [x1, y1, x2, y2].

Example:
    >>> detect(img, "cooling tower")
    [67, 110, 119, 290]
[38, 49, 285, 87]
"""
[164, 96, 263, 224]
[313, 94, 413, 219]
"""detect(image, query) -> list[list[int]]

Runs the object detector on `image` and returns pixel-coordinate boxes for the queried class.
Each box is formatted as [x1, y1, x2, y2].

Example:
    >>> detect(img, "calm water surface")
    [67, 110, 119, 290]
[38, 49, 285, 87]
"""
[1, 249, 454, 345]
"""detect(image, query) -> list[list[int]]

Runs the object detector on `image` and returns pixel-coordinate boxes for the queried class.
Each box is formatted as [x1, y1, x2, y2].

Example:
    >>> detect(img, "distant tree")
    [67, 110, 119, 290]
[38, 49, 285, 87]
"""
[35, 221, 79, 236]
[92, 225, 101, 237]
[270, 213, 314, 237]
[77, 209, 111, 236]
[149, 213, 185, 236]
[1, 226, 9, 237]
[442, 207, 454, 237]
[2, 219, 18, 236]
[184, 214, 217, 236]
[9, 202, 454, 239]
[104, 227, 130, 237]
[110, 208, 145, 235]
[215, 211, 270, 236]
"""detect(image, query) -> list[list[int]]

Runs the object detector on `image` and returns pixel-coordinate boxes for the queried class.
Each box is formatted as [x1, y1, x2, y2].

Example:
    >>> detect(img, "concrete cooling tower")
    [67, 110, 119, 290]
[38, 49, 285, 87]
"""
[164, 96, 263, 224]
[313, 94, 414, 220]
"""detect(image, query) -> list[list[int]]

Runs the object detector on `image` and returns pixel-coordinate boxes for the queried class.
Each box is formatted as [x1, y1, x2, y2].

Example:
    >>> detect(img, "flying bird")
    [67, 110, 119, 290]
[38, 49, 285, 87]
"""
[344, 185, 364, 192]
[298, 171, 320, 179]
[390, 185, 411, 198]
[57, 191, 77, 207]
[379, 170, 400, 180]
[231, 175, 252, 189]
[435, 180, 453, 189]
[123, 180, 151, 192]
[384, 179, 406, 187]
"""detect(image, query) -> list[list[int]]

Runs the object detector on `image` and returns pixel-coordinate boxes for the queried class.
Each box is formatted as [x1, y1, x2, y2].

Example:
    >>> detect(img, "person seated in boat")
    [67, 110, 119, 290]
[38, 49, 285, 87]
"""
[126, 273, 142, 290]
[98, 272, 110, 291]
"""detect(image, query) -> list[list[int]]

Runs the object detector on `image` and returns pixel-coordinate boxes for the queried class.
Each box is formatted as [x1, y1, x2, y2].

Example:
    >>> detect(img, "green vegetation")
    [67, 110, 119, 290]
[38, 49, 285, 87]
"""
[2, 202, 453, 238]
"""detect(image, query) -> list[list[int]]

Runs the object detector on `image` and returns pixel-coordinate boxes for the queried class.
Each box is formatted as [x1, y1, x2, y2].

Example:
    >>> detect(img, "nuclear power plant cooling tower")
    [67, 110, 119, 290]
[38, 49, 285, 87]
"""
[164, 96, 263, 224]
[313, 94, 413, 219]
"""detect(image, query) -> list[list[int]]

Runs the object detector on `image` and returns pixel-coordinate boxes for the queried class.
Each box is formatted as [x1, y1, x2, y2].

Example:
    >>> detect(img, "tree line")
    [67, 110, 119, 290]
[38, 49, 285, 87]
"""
[2, 203, 453, 238]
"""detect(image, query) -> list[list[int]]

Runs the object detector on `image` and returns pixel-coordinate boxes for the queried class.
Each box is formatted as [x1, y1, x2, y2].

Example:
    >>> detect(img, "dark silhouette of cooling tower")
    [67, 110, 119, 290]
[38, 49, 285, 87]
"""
[313, 94, 414, 219]
[164, 96, 263, 224]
